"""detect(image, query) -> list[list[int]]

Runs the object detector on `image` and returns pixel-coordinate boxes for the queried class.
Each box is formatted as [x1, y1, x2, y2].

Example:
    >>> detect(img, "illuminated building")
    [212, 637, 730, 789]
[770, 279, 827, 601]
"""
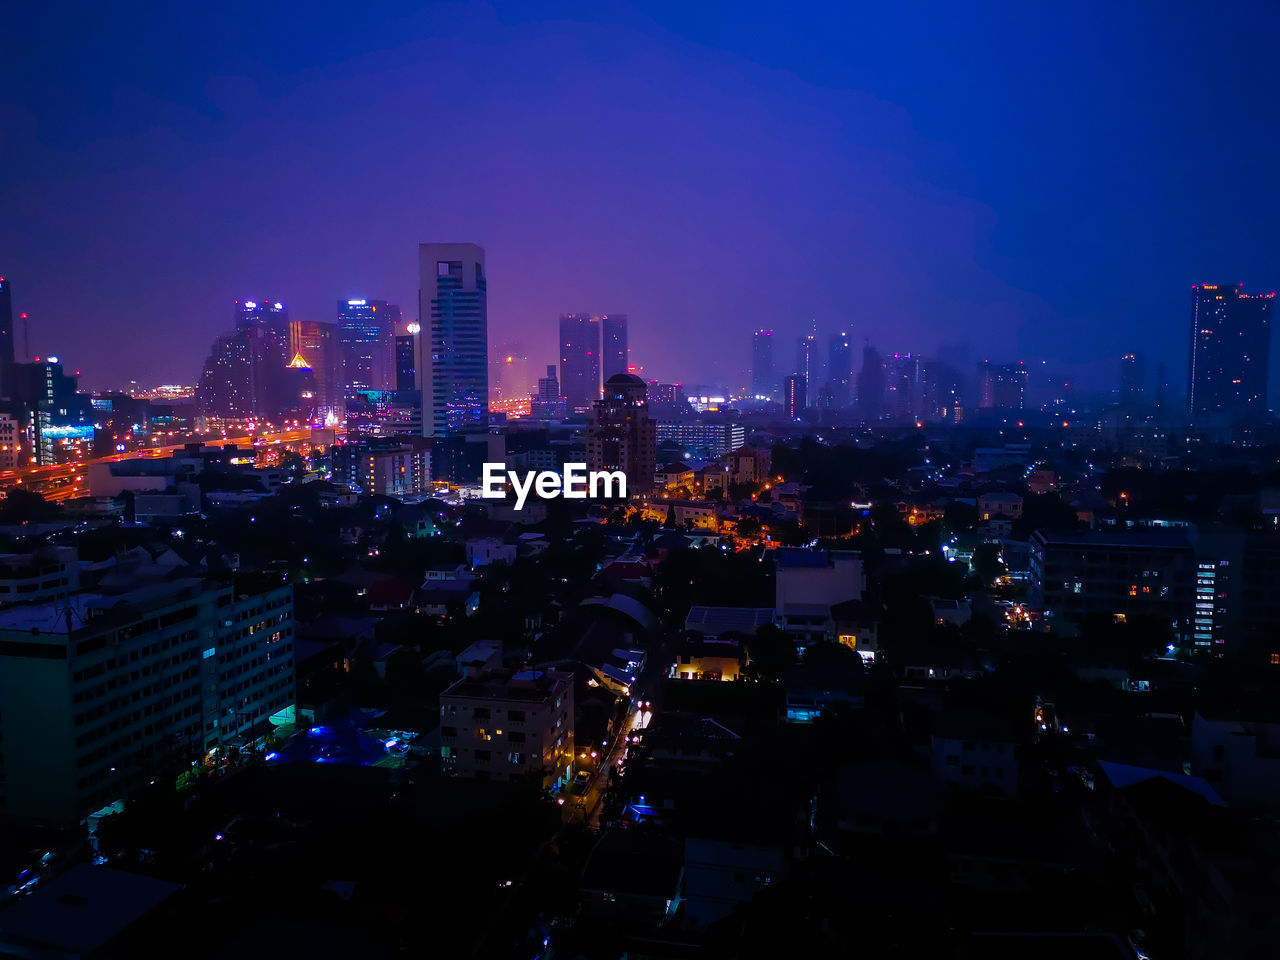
[586, 374, 656, 495]
[418, 243, 488, 437]
[8, 358, 95, 465]
[1187, 284, 1274, 424]
[977, 360, 1028, 410]
[656, 421, 744, 459]
[885, 353, 925, 422]
[331, 436, 431, 496]
[0, 576, 294, 823]
[531, 365, 564, 419]
[795, 330, 817, 407]
[826, 332, 852, 408]
[1029, 530, 1195, 641]
[289, 320, 343, 421]
[439, 668, 574, 789]
[783, 374, 806, 419]
[395, 321, 418, 393]
[337, 298, 399, 394]
[559, 313, 600, 412]
[601, 313, 628, 380]
[198, 326, 284, 421]
[751, 329, 775, 400]
[0, 276, 14, 396]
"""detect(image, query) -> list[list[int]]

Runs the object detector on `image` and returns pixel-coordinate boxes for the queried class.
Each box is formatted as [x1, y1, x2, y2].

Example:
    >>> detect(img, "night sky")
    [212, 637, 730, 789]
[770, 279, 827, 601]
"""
[3, 1, 1278, 393]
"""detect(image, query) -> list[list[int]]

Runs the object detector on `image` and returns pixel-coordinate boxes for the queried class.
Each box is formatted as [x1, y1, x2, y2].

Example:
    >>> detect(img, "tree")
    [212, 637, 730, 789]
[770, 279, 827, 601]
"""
[745, 625, 796, 682]
[970, 542, 1006, 585]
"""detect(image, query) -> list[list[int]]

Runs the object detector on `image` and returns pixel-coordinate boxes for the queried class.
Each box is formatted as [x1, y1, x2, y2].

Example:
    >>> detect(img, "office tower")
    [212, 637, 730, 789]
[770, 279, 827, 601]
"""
[601, 314, 629, 380]
[395, 321, 418, 394]
[978, 361, 1029, 410]
[236, 298, 290, 337]
[228, 299, 292, 416]
[7, 359, 95, 465]
[198, 324, 285, 421]
[1119, 352, 1145, 404]
[1187, 284, 1274, 423]
[885, 353, 925, 422]
[0, 276, 13, 396]
[418, 243, 488, 438]
[857, 344, 885, 421]
[337, 299, 399, 394]
[586, 374, 656, 495]
[289, 320, 343, 421]
[559, 313, 601, 412]
[827, 332, 853, 408]
[784, 374, 807, 419]
[751, 329, 775, 400]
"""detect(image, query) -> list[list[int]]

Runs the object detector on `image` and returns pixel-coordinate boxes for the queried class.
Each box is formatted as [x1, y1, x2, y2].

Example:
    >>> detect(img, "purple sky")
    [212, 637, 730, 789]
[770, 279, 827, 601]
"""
[3, 2, 1279, 395]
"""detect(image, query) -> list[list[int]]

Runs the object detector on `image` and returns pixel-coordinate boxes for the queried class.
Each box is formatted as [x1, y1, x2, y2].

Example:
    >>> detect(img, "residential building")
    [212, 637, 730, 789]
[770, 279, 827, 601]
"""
[586, 374, 656, 496]
[1187, 283, 1274, 424]
[439, 669, 574, 789]
[931, 711, 1020, 796]
[331, 437, 431, 496]
[0, 576, 294, 823]
[655, 421, 744, 460]
[0, 546, 79, 606]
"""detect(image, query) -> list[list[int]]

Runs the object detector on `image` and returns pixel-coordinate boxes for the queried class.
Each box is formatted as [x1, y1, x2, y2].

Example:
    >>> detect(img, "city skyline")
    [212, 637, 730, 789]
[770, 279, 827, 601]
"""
[5, 4, 1280, 392]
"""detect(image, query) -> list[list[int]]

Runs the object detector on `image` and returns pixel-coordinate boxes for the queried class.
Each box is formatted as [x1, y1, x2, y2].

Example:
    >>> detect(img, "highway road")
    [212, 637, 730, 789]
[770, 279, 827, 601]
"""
[0, 428, 317, 502]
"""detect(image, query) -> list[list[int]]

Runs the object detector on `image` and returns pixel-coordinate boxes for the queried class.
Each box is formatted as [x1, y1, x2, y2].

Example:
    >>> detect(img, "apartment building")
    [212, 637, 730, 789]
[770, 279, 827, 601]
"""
[439, 669, 574, 790]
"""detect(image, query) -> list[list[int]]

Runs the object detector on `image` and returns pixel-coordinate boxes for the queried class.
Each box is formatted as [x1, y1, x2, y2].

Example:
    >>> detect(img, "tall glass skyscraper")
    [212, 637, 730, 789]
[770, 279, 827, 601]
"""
[1188, 284, 1274, 424]
[337, 299, 399, 394]
[827, 332, 852, 408]
[751, 329, 774, 400]
[601, 314, 629, 380]
[418, 244, 487, 437]
[559, 313, 601, 412]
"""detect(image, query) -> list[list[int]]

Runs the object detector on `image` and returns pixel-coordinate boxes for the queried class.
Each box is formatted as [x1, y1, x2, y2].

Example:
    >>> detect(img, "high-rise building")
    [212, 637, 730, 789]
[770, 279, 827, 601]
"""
[530, 364, 564, 419]
[1120, 352, 1145, 405]
[559, 314, 601, 412]
[601, 314, 629, 380]
[751, 329, 775, 400]
[827, 332, 852, 408]
[7, 359, 96, 465]
[586, 374, 656, 495]
[418, 244, 488, 438]
[857, 344, 885, 421]
[1187, 284, 1274, 423]
[0, 574, 294, 823]
[236, 298, 290, 337]
[289, 320, 343, 422]
[337, 299, 399, 394]
[885, 353, 925, 422]
[395, 321, 419, 394]
[198, 323, 287, 422]
[796, 330, 818, 407]
[784, 374, 807, 419]
[0, 276, 14, 397]
[978, 361, 1029, 410]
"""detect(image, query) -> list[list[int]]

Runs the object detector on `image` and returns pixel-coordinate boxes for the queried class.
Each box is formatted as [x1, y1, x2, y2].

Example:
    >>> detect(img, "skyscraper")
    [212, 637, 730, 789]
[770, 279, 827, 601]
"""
[418, 243, 487, 437]
[751, 329, 775, 400]
[978, 361, 1029, 410]
[395, 321, 418, 394]
[1188, 284, 1274, 423]
[532, 364, 564, 419]
[796, 330, 818, 407]
[784, 374, 807, 419]
[857, 344, 885, 421]
[0, 276, 14, 397]
[586, 374, 655, 495]
[337, 299, 399, 394]
[289, 320, 343, 421]
[827, 332, 852, 408]
[1120, 352, 1145, 404]
[601, 314, 629, 380]
[559, 313, 601, 412]
[218, 299, 291, 418]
